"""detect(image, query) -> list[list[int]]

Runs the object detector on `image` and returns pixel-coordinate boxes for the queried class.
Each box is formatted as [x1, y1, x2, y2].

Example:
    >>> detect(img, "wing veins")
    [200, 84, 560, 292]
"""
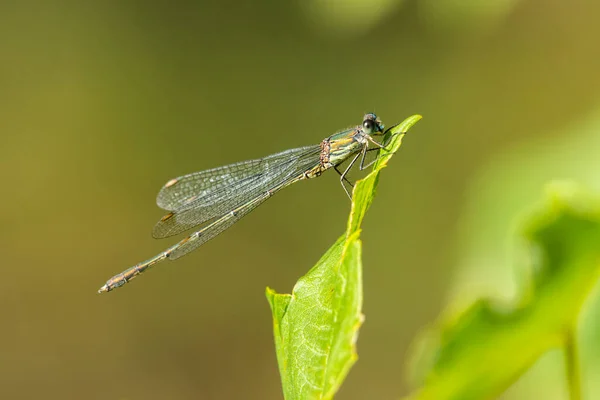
[156, 145, 319, 211]
[152, 146, 321, 238]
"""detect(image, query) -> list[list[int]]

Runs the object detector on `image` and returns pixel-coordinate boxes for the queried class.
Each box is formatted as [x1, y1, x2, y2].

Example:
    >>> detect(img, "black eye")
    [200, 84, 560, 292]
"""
[363, 120, 374, 133]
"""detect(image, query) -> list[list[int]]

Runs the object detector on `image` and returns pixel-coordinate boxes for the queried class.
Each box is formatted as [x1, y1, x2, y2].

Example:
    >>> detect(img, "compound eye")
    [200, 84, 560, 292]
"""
[363, 119, 374, 134]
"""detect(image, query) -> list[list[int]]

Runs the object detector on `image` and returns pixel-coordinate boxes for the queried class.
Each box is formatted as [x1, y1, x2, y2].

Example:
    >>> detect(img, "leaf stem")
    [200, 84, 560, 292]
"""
[565, 328, 582, 400]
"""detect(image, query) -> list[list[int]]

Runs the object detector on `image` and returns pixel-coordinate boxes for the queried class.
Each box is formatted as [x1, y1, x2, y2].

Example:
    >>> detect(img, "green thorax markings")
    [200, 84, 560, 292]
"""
[324, 128, 368, 167]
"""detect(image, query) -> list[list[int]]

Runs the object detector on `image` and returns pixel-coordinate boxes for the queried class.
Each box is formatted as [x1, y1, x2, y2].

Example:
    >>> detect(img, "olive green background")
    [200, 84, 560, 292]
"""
[1, 1, 600, 399]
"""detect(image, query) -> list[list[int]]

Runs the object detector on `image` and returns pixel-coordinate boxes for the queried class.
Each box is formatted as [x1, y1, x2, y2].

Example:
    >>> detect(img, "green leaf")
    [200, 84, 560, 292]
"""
[406, 182, 600, 400]
[266, 114, 422, 400]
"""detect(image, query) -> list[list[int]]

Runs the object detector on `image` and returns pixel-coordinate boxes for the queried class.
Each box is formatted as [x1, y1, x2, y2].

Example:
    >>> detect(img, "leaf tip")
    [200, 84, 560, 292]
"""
[396, 114, 423, 134]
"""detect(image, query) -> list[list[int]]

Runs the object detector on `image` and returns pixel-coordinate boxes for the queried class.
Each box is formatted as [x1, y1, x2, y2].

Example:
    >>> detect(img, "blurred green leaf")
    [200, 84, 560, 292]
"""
[406, 182, 600, 400]
[419, 0, 520, 35]
[266, 115, 422, 400]
[298, 0, 405, 37]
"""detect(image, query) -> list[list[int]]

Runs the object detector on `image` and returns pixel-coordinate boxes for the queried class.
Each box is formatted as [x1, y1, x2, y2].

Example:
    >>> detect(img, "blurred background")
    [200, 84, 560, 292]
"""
[1, 0, 600, 399]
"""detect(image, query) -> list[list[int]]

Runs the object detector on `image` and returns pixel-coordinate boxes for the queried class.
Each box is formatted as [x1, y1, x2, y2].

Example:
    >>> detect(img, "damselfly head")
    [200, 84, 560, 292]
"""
[362, 113, 384, 135]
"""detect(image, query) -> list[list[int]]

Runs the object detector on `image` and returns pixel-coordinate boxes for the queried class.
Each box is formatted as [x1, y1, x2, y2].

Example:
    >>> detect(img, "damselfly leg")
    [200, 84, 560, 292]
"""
[334, 130, 401, 199]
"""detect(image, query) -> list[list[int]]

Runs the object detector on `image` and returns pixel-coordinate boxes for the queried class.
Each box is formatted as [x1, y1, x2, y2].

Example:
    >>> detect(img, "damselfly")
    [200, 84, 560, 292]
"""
[98, 113, 398, 293]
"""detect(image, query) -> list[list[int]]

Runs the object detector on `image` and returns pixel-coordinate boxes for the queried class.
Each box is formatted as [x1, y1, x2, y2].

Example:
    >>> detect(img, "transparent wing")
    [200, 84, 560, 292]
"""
[152, 145, 321, 239]
[167, 189, 275, 260]
[157, 159, 262, 212]
[156, 145, 319, 211]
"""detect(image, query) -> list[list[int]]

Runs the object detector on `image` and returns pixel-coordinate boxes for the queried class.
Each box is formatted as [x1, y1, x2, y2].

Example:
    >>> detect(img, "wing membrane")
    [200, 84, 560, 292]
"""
[152, 145, 321, 238]
[157, 159, 262, 211]
[168, 190, 273, 260]
[156, 145, 319, 211]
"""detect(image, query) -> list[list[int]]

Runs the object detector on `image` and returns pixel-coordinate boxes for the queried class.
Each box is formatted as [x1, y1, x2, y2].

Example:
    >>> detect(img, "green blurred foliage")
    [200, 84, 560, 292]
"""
[419, 0, 521, 36]
[299, 0, 405, 37]
[407, 183, 600, 400]
[1, 1, 600, 399]
[445, 109, 600, 400]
